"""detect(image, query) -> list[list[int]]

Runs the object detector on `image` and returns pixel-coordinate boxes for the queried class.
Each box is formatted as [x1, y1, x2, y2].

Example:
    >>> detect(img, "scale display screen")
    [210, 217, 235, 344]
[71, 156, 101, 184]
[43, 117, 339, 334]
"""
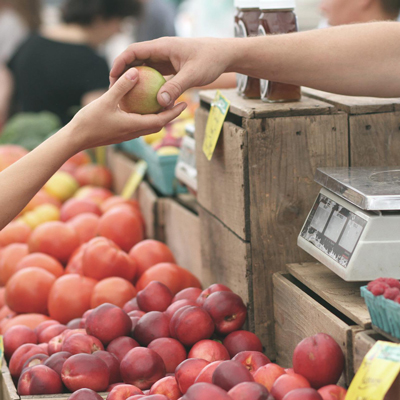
[301, 193, 367, 267]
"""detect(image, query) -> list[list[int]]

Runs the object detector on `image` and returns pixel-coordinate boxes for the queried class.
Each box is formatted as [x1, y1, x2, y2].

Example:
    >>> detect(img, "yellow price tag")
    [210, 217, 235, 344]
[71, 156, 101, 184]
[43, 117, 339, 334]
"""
[121, 160, 148, 199]
[0, 335, 3, 368]
[202, 91, 230, 161]
[95, 146, 107, 166]
[347, 341, 400, 400]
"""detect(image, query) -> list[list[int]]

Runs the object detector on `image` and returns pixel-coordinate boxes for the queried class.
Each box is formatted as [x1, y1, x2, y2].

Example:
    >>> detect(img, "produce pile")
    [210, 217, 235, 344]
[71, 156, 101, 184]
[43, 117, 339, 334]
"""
[367, 277, 400, 300]
[0, 144, 347, 400]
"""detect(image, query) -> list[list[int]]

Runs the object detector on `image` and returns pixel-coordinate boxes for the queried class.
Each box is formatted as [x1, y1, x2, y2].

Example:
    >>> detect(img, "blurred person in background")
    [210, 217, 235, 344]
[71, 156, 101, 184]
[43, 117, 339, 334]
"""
[0, 0, 141, 127]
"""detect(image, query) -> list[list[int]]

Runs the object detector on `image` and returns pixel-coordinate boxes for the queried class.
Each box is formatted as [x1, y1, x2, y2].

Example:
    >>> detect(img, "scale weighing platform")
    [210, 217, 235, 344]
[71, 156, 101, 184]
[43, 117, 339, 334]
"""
[298, 167, 400, 281]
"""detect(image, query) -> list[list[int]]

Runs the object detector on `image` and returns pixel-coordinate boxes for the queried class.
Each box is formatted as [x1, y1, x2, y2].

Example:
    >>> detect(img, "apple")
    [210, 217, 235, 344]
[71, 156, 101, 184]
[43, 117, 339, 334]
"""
[232, 351, 271, 374]
[119, 66, 166, 115]
[212, 360, 254, 391]
[270, 374, 311, 400]
[317, 385, 347, 400]
[181, 383, 232, 400]
[282, 388, 323, 400]
[107, 384, 144, 400]
[107, 336, 140, 362]
[4, 325, 37, 359]
[133, 311, 170, 346]
[223, 330, 263, 357]
[85, 303, 132, 345]
[9, 343, 47, 379]
[62, 333, 104, 354]
[196, 284, 232, 307]
[228, 382, 269, 400]
[93, 350, 121, 384]
[43, 351, 72, 376]
[188, 340, 230, 363]
[18, 365, 63, 395]
[292, 333, 345, 389]
[67, 388, 104, 400]
[120, 347, 166, 390]
[203, 292, 247, 335]
[175, 358, 210, 394]
[254, 363, 286, 391]
[74, 164, 113, 190]
[61, 353, 109, 392]
[195, 361, 224, 384]
[173, 288, 203, 303]
[136, 281, 173, 312]
[150, 376, 182, 400]
[165, 299, 196, 320]
[147, 338, 187, 374]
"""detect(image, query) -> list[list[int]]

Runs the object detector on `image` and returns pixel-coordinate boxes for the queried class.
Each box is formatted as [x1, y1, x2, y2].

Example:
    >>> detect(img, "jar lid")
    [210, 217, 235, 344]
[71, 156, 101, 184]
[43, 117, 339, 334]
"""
[234, 0, 260, 8]
[259, 0, 296, 9]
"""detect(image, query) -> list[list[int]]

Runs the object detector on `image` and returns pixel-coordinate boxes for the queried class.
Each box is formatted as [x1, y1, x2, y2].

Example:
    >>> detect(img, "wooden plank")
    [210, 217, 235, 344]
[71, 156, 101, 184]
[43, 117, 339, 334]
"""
[273, 273, 355, 385]
[136, 181, 158, 240]
[349, 112, 400, 166]
[195, 107, 249, 240]
[353, 330, 386, 374]
[247, 112, 349, 363]
[158, 199, 202, 282]
[199, 89, 335, 119]
[287, 262, 371, 328]
[303, 88, 400, 115]
[107, 146, 137, 195]
[2, 361, 19, 400]
[372, 325, 400, 344]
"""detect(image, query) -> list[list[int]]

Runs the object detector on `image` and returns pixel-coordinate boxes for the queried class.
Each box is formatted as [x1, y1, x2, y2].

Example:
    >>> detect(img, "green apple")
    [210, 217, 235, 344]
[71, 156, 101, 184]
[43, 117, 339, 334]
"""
[120, 66, 166, 115]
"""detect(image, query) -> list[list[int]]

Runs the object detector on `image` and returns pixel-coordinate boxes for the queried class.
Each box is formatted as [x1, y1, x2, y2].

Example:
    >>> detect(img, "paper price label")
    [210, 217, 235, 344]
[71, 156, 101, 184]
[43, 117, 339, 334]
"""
[347, 341, 400, 400]
[121, 160, 148, 199]
[95, 146, 107, 166]
[202, 91, 230, 161]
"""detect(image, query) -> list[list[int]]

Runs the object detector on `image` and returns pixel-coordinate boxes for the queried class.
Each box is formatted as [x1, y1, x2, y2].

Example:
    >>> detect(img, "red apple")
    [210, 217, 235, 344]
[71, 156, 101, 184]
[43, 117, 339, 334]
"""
[9, 343, 47, 379]
[212, 360, 254, 392]
[176, 358, 210, 394]
[195, 361, 224, 384]
[197, 284, 232, 307]
[133, 311, 170, 346]
[292, 333, 345, 389]
[203, 292, 247, 335]
[85, 303, 132, 345]
[181, 382, 232, 400]
[4, 325, 37, 359]
[173, 288, 203, 303]
[18, 365, 63, 395]
[43, 351, 72, 376]
[120, 347, 166, 390]
[62, 333, 104, 354]
[270, 374, 311, 400]
[188, 340, 230, 363]
[136, 281, 173, 312]
[318, 385, 347, 400]
[107, 383, 144, 400]
[282, 388, 323, 400]
[21, 353, 49, 371]
[232, 351, 271, 375]
[150, 376, 182, 400]
[38, 324, 68, 343]
[228, 382, 269, 399]
[223, 330, 263, 357]
[67, 388, 104, 400]
[148, 338, 187, 374]
[254, 363, 286, 391]
[107, 336, 140, 362]
[74, 164, 113, 189]
[165, 299, 196, 320]
[61, 353, 109, 392]
[170, 305, 214, 346]
[93, 350, 121, 384]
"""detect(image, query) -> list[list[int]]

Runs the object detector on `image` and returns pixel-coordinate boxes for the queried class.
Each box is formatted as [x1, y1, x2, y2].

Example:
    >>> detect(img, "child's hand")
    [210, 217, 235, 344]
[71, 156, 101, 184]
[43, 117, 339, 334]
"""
[68, 68, 187, 152]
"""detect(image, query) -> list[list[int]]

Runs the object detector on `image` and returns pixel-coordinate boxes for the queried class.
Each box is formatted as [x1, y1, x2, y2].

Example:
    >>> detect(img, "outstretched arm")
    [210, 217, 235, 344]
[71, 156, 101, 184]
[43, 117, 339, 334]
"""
[110, 22, 400, 107]
[0, 68, 186, 229]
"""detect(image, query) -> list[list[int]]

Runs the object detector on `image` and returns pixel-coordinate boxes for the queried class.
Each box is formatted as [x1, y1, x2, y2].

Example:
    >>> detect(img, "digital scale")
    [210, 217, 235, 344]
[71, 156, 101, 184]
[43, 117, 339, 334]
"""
[298, 167, 400, 281]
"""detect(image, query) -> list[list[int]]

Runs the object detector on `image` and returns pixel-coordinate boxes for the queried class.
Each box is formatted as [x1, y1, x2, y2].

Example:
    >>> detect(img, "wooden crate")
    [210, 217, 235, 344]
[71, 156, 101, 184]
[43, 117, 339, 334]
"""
[273, 262, 372, 385]
[195, 89, 349, 357]
[303, 88, 400, 166]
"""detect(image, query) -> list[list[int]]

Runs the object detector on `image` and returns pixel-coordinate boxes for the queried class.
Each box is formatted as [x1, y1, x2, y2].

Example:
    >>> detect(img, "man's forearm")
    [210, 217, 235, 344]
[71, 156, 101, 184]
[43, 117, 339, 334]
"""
[228, 22, 400, 98]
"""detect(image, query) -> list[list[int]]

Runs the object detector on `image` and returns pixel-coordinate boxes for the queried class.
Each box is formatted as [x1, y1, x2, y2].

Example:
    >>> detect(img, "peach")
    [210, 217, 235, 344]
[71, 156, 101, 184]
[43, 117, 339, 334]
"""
[188, 340, 230, 363]
[147, 338, 187, 374]
[195, 361, 224, 384]
[175, 358, 210, 394]
[93, 350, 121, 384]
[4, 325, 37, 359]
[48, 333, 68, 355]
[133, 311, 170, 346]
[62, 333, 104, 354]
[44, 351, 72, 376]
[68, 388, 104, 400]
[60, 198, 102, 221]
[22, 353, 49, 371]
[270, 374, 311, 400]
[282, 388, 323, 400]
[170, 306, 215, 346]
[203, 292, 247, 335]
[130, 316, 141, 335]
[228, 382, 269, 399]
[254, 363, 286, 391]
[196, 284, 232, 307]
[136, 281, 173, 312]
[212, 360, 254, 392]
[232, 351, 271, 375]
[9, 343, 47, 379]
[107, 336, 140, 362]
[85, 303, 132, 345]
[38, 324, 68, 343]
[173, 288, 203, 303]
[123, 298, 141, 313]
[38, 343, 49, 354]
[120, 347, 166, 390]
[107, 383, 144, 400]
[181, 382, 231, 400]
[18, 364, 63, 395]
[129, 310, 146, 318]
[150, 376, 182, 400]
[223, 330, 263, 357]
[107, 383, 125, 391]
[317, 385, 347, 400]
[165, 299, 196, 320]
[67, 318, 82, 329]
[34, 320, 59, 337]
[61, 353, 109, 392]
[292, 333, 345, 389]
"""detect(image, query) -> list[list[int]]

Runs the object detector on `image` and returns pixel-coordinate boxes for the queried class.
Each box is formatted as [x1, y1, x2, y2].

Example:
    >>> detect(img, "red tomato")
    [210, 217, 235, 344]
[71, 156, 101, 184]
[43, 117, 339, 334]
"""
[15, 253, 64, 278]
[60, 199, 102, 222]
[67, 213, 100, 244]
[0, 243, 29, 285]
[91, 277, 137, 308]
[0, 221, 31, 247]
